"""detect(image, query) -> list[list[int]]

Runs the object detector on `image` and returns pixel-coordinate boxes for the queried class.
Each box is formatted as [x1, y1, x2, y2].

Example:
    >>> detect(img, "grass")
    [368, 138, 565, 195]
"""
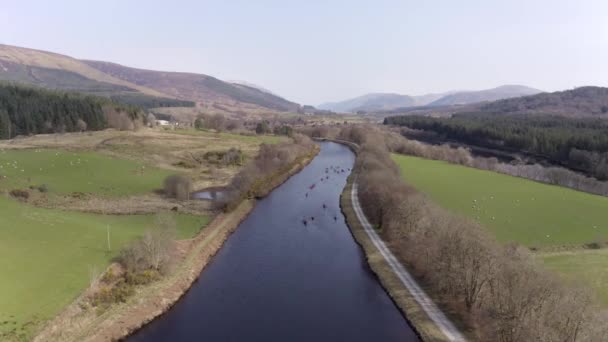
[541, 250, 608, 304]
[392, 154, 608, 248]
[0, 148, 173, 197]
[0, 195, 209, 339]
[168, 129, 286, 144]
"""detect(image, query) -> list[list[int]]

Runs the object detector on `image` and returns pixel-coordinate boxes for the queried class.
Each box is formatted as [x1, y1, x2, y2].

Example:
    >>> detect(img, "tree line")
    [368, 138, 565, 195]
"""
[109, 94, 195, 109]
[331, 125, 606, 341]
[384, 113, 608, 180]
[0, 83, 144, 139]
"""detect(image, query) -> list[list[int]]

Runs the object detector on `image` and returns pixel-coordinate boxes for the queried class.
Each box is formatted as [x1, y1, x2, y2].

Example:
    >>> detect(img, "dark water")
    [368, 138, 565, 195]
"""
[128, 142, 418, 342]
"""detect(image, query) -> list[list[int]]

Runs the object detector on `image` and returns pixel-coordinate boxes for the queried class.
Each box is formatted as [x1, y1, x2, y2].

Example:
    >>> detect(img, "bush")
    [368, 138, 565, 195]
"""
[125, 269, 161, 285]
[222, 148, 244, 166]
[9, 189, 29, 200]
[37, 184, 49, 193]
[118, 214, 177, 274]
[215, 134, 315, 212]
[91, 280, 134, 307]
[163, 175, 192, 200]
[255, 121, 271, 134]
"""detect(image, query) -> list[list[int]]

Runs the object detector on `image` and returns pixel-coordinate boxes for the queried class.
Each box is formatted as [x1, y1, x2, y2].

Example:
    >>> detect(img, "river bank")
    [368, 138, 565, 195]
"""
[327, 135, 463, 341]
[34, 145, 320, 342]
[341, 177, 458, 342]
[127, 141, 417, 341]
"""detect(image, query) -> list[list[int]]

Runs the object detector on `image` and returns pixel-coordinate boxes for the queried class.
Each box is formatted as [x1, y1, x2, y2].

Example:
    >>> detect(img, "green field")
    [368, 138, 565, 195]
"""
[0, 147, 209, 338]
[541, 250, 608, 304]
[392, 154, 608, 248]
[0, 149, 173, 196]
[0, 195, 208, 338]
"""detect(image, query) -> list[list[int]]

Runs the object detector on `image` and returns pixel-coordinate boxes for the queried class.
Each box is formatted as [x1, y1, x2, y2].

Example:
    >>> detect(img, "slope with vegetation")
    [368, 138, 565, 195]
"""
[477, 86, 608, 117]
[82, 60, 301, 112]
[0, 83, 146, 139]
[0, 44, 300, 113]
[385, 113, 608, 180]
[427, 85, 541, 106]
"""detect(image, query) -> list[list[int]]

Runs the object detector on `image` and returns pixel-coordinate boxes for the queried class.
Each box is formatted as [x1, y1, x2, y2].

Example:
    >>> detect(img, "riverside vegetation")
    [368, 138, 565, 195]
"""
[30, 129, 318, 342]
[306, 124, 608, 341]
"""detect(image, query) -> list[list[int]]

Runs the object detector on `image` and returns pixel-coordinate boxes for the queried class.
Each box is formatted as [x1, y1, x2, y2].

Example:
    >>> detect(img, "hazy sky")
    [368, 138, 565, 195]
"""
[2, 0, 608, 104]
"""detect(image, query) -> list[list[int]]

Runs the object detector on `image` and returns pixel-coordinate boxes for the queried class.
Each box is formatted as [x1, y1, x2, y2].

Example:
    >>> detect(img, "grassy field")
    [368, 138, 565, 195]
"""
[541, 250, 608, 304]
[392, 154, 608, 305]
[0, 148, 172, 197]
[0, 195, 208, 339]
[392, 154, 608, 248]
[167, 129, 286, 144]
[0, 129, 278, 339]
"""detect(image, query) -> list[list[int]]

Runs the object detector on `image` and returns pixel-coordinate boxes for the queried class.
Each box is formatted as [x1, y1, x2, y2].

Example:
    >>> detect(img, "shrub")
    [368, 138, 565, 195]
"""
[91, 280, 134, 307]
[118, 215, 177, 274]
[37, 184, 49, 193]
[125, 269, 161, 285]
[255, 121, 270, 134]
[222, 148, 244, 166]
[9, 189, 29, 200]
[163, 175, 192, 200]
[100, 269, 118, 284]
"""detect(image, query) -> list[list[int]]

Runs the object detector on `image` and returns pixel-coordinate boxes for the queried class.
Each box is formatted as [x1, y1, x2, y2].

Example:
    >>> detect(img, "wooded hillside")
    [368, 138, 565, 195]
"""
[384, 113, 608, 180]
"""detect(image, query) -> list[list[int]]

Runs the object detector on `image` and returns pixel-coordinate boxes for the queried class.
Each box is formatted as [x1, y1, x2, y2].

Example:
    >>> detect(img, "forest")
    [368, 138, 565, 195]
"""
[384, 113, 608, 180]
[0, 84, 143, 139]
[109, 94, 195, 109]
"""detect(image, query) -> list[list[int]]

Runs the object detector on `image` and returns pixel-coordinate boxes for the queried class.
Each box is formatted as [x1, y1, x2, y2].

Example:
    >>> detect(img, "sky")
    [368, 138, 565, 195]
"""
[1, 0, 608, 105]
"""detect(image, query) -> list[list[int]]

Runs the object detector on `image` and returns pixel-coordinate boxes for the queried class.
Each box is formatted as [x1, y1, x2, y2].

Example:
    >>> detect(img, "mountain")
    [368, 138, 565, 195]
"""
[477, 86, 608, 117]
[319, 93, 417, 113]
[320, 85, 540, 113]
[0, 44, 300, 113]
[229, 80, 277, 96]
[427, 85, 542, 106]
[83, 60, 301, 112]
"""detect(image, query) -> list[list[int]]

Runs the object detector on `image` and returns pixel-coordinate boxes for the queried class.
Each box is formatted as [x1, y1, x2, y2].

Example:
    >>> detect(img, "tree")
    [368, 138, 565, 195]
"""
[0, 109, 11, 139]
[146, 113, 157, 127]
[194, 116, 205, 130]
[207, 114, 225, 132]
[255, 121, 270, 134]
[163, 175, 192, 200]
[77, 119, 87, 132]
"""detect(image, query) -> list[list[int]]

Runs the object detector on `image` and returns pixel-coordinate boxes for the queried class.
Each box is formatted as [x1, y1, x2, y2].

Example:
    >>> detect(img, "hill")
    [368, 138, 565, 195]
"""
[318, 93, 417, 113]
[320, 85, 540, 113]
[478, 86, 608, 117]
[0, 44, 299, 113]
[83, 60, 301, 112]
[427, 85, 541, 106]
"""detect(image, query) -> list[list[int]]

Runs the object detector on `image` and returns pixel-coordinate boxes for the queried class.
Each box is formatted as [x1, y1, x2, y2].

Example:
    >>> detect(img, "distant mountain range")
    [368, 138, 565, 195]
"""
[0, 44, 300, 113]
[382, 86, 608, 118]
[319, 85, 542, 113]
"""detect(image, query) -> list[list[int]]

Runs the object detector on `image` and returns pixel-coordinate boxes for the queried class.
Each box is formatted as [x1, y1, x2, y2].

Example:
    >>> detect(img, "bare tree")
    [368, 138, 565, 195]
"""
[163, 175, 192, 200]
[77, 119, 87, 132]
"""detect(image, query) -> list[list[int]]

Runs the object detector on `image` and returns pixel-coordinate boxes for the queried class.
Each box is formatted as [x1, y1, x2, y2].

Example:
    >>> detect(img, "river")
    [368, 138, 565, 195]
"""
[128, 142, 419, 341]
